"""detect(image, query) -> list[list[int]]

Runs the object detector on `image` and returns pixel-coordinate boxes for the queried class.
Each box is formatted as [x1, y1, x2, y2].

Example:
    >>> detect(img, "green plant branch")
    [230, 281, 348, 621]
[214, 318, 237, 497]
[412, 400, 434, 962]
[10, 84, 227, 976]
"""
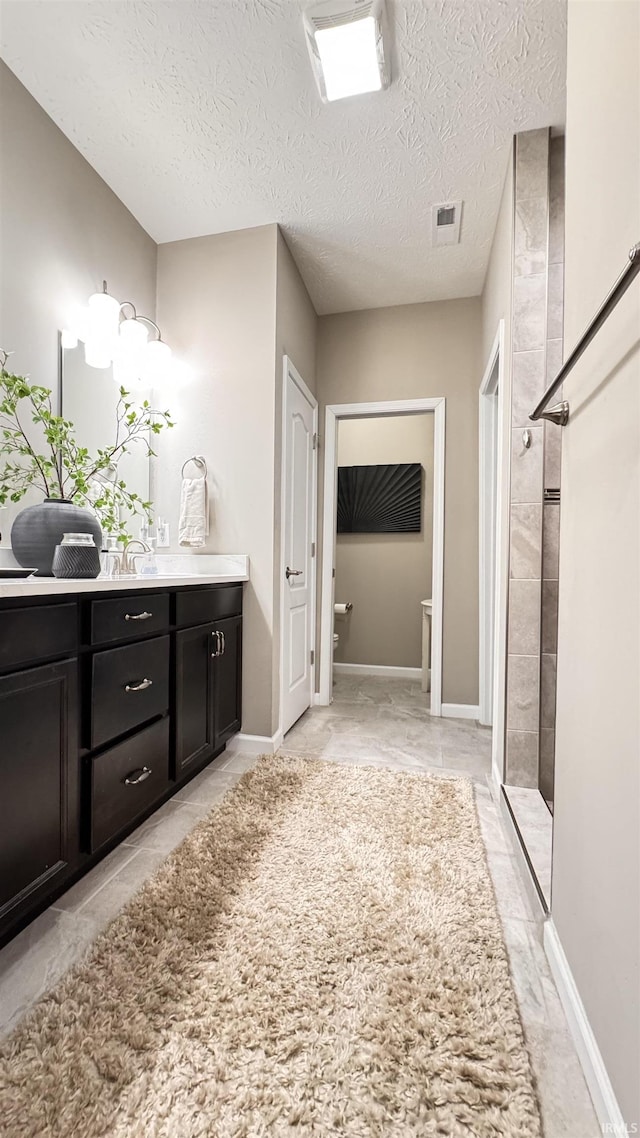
[9, 401, 53, 497]
[0, 357, 174, 540]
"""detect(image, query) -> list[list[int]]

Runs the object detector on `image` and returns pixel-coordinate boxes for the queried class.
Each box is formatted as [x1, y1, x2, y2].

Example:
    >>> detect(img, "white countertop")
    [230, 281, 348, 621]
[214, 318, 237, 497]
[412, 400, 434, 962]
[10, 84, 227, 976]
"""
[0, 553, 249, 600]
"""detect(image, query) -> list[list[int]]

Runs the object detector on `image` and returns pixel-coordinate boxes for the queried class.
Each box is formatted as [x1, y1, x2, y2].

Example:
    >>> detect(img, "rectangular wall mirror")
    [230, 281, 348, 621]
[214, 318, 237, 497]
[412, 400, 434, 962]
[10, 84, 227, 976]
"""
[60, 340, 150, 519]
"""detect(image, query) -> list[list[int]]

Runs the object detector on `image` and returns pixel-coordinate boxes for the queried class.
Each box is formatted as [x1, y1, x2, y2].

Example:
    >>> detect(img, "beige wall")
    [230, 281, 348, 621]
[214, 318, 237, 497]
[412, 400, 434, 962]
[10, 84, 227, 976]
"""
[316, 298, 482, 705]
[155, 225, 279, 737]
[334, 414, 434, 668]
[481, 153, 514, 367]
[0, 61, 157, 541]
[155, 225, 318, 739]
[273, 229, 318, 733]
[552, 1, 640, 1126]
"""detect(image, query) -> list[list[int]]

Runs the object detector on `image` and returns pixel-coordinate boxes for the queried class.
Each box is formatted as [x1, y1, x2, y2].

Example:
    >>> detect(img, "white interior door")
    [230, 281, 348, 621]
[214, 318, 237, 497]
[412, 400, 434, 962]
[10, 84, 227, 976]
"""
[282, 362, 317, 735]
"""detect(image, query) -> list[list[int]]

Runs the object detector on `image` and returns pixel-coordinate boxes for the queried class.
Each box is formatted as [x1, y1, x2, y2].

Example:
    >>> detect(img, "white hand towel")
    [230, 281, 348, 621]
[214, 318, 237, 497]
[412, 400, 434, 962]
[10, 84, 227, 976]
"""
[179, 476, 209, 547]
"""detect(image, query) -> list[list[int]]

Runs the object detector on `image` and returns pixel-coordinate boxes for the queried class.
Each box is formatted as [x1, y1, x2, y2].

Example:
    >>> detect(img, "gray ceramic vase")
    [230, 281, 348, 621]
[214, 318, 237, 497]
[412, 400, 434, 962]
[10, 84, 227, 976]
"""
[11, 499, 103, 576]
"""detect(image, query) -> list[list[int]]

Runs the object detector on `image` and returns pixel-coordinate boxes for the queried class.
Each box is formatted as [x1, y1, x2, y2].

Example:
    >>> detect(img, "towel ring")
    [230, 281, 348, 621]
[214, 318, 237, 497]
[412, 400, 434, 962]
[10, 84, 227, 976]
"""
[181, 455, 208, 479]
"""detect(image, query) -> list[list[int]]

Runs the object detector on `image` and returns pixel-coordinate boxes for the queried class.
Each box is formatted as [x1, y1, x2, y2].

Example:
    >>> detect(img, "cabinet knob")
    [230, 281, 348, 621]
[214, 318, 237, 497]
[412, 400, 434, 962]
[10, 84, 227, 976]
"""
[124, 766, 152, 786]
[124, 678, 153, 693]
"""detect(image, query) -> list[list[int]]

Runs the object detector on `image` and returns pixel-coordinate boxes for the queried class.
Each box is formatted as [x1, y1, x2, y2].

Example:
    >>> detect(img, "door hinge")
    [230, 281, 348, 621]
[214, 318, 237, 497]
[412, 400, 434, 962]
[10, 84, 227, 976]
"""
[310, 649, 315, 665]
[311, 542, 316, 557]
[313, 433, 321, 450]
[332, 567, 336, 579]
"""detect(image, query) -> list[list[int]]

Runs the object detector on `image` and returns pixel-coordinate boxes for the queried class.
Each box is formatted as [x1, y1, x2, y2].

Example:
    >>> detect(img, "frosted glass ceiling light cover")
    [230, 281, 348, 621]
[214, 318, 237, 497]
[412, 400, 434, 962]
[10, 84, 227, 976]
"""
[316, 18, 380, 101]
[305, 0, 389, 103]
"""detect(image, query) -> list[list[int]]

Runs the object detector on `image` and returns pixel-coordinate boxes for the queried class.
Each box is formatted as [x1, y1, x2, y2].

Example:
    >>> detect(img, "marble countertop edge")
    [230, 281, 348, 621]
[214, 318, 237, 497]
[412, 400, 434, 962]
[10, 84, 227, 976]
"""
[0, 572, 249, 599]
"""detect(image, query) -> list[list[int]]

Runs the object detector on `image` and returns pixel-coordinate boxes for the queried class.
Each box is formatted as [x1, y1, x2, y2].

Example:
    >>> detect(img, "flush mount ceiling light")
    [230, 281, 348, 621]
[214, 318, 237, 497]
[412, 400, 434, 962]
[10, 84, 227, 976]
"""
[304, 0, 390, 103]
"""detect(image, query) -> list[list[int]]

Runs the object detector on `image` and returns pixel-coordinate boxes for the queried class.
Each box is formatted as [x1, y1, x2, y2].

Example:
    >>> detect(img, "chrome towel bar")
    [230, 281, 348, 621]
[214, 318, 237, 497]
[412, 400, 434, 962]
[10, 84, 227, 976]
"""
[530, 242, 640, 426]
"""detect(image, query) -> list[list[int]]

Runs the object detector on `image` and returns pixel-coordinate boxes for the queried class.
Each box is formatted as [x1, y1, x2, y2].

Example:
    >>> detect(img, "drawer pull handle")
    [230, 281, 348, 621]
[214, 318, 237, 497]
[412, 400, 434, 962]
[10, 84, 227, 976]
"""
[124, 611, 153, 622]
[124, 766, 152, 786]
[211, 630, 226, 657]
[124, 678, 153, 693]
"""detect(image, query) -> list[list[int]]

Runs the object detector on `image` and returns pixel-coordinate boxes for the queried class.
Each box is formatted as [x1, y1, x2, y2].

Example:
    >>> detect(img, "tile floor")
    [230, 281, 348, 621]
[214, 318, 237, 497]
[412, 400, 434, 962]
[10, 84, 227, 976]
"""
[0, 676, 600, 1137]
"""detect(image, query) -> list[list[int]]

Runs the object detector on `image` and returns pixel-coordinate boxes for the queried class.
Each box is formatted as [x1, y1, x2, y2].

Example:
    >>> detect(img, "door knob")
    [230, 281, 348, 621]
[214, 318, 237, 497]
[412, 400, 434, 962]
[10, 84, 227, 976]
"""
[286, 567, 302, 580]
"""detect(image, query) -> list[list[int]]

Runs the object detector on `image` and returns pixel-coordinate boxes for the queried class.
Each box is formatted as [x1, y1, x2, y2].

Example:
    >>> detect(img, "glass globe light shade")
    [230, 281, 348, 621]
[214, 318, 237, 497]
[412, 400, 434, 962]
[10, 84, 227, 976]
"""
[144, 338, 172, 382]
[88, 287, 120, 357]
[119, 316, 149, 350]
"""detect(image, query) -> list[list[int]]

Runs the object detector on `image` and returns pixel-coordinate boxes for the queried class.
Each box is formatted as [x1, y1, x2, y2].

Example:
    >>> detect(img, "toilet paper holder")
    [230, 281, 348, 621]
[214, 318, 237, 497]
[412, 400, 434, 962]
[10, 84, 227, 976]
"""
[334, 602, 353, 614]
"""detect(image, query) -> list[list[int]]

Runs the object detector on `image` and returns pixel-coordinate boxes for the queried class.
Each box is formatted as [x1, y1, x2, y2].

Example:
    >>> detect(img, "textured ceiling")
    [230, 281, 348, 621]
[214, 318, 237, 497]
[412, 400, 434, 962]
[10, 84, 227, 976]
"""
[0, 0, 566, 313]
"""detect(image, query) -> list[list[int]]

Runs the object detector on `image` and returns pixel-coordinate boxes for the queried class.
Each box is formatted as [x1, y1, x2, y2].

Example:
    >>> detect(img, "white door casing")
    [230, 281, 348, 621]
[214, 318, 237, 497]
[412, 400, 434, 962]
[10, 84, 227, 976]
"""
[280, 358, 317, 736]
[479, 328, 501, 726]
[478, 321, 508, 779]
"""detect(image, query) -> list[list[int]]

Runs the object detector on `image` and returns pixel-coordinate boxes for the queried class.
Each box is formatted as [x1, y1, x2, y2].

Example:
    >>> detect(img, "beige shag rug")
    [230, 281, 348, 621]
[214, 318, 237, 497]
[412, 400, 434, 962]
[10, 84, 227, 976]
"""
[0, 755, 541, 1137]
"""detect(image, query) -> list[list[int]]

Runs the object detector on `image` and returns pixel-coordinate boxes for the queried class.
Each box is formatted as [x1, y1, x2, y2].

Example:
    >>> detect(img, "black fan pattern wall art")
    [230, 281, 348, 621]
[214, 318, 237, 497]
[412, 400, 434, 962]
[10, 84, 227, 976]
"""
[337, 463, 422, 533]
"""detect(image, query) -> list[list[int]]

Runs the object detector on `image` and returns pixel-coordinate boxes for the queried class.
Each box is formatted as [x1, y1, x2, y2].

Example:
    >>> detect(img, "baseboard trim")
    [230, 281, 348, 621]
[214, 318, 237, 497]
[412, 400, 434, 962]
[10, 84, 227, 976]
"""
[225, 731, 283, 756]
[441, 703, 480, 720]
[543, 919, 626, 1131]
[333, 663, 421, 679]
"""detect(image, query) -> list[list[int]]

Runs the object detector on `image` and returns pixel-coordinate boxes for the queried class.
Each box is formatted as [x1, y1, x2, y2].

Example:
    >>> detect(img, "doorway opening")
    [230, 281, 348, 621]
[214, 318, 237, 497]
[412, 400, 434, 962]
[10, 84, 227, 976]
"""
[319, 398, 445, 714]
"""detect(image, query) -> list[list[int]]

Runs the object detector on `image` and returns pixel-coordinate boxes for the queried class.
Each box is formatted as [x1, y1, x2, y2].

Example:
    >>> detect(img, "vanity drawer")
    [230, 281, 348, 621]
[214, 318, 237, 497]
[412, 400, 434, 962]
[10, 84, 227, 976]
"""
[174, 586, 243, 629]
[0, 603, 77, 672]
[90, 635, 170, 749]
[89, 592, 169, 646]
[90, 718, 169, 851]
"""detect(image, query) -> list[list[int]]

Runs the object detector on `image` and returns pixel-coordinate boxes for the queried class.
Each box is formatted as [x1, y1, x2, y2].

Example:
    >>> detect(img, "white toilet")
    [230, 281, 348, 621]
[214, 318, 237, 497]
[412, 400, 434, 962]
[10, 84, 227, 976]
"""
[333, 632, 339, 655]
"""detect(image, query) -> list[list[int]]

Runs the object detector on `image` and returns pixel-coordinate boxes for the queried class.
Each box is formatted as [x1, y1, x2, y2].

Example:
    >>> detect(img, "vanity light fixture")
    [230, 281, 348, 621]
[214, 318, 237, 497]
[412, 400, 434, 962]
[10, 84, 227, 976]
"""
[304, 0, 390, 103]
[118, 302, 172, 384]
[62, 282, 173, 383]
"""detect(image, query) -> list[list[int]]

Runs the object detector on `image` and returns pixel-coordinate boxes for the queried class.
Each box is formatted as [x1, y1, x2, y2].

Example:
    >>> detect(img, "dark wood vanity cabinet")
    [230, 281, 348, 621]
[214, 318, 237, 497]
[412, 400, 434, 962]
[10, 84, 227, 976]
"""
[174, 622, 217, 777]
[0, 581, 243, 945]
[174, 613, 242, 778]
[212, 615, 242, 750]
[0, 658, 78, 931]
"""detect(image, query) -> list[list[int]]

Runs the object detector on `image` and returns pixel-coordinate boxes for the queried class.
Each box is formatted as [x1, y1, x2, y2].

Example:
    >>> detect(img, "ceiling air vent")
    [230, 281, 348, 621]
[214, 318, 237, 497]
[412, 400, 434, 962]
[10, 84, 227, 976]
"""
[431, 201, 463, 247]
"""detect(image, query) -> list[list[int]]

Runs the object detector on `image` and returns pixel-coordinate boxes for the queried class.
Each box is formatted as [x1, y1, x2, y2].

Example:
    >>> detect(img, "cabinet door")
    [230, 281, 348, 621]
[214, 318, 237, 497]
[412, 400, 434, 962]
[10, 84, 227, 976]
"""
[173, 622, 215, 778]
[0, 660, 78, 923]
[212, 616, 242, 751]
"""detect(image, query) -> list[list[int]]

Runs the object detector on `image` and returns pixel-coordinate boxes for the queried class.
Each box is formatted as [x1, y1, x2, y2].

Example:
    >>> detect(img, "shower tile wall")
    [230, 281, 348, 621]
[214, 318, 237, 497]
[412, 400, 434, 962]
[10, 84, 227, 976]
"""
[539, 136, 565, 809]
[506, 129, 550, 786]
